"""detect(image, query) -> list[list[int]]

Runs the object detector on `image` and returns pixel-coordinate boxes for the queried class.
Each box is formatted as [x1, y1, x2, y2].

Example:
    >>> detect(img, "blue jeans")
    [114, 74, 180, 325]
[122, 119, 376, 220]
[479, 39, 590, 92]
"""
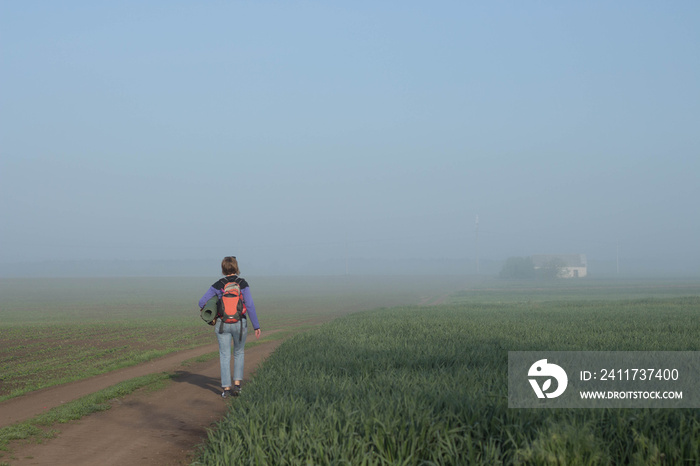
[215, 319, 248, 387]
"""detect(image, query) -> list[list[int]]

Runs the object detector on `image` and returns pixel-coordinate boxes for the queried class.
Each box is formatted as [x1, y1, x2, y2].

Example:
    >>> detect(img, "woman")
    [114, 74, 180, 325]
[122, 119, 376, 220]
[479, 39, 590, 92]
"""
[198, 256, 261, 398]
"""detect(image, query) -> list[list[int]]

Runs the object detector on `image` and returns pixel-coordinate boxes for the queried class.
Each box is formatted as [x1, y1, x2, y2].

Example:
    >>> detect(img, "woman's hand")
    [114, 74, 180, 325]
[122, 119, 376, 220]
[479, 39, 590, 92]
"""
[255, 328, 261, 339]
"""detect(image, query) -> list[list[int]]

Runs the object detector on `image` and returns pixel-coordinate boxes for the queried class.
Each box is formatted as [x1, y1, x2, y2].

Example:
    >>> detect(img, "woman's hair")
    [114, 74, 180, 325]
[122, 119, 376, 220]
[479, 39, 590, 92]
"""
[221, 256, 240, 276]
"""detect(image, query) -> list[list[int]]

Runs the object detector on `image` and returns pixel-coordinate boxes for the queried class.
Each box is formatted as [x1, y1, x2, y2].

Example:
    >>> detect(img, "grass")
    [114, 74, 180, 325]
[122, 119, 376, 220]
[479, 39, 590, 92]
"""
[196, 296, 700, 465]
[0, 319, 211, 401]
[451, 277, 700, 304]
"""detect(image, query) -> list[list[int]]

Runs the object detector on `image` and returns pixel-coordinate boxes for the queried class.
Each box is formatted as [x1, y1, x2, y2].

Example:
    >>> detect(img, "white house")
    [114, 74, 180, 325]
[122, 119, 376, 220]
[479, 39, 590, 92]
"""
[531, 254, 588, 278]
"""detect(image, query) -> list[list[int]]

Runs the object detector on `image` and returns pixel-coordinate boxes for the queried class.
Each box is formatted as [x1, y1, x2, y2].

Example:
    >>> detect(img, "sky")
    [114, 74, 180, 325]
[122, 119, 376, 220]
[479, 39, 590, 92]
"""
[1, 1, 699, 276]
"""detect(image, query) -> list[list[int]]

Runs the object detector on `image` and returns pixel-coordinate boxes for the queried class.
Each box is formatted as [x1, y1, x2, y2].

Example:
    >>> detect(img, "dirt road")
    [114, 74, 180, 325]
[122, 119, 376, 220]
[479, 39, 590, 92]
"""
[2, 339, 283, 466]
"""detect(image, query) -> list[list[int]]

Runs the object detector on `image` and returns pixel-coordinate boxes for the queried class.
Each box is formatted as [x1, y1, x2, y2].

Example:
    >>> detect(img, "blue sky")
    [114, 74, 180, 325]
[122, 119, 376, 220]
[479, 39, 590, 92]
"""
[1, 1, 699, 275]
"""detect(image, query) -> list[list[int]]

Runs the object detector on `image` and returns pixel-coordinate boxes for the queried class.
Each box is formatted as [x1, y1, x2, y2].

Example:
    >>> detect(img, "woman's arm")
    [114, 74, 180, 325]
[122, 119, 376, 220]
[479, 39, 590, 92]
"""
[198, 286, 219, 309]
[241, 287, 260, 331]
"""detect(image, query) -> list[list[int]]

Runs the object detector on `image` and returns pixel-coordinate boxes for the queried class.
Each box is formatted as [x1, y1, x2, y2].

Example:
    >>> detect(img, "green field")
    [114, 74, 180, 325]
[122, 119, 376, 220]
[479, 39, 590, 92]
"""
[1, 276, 700, 464]
[195, 279, 700, 465]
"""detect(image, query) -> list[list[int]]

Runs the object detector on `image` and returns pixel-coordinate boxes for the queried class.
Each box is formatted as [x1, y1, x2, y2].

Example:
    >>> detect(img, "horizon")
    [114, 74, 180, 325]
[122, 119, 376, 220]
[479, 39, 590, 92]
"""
[1, 255, 697, 279]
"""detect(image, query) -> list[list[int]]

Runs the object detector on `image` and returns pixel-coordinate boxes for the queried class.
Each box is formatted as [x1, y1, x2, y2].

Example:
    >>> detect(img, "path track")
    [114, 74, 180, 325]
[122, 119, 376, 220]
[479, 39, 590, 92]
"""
[2, 339, 283, 465]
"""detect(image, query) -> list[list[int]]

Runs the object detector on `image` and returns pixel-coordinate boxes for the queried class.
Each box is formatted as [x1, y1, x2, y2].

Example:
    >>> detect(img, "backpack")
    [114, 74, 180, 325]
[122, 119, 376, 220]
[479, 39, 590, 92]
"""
[216, 277, 247, 334]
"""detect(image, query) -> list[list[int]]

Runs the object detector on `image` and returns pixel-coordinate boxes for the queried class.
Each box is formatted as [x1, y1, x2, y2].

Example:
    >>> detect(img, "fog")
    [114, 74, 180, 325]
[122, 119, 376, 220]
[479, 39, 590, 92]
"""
[1, 2, 699, 278]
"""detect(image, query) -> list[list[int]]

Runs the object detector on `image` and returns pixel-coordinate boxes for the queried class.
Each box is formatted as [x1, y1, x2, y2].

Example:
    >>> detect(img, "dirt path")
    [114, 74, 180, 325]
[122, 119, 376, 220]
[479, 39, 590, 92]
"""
[1, 343, 221, 429]
[2, 339, 283, 466]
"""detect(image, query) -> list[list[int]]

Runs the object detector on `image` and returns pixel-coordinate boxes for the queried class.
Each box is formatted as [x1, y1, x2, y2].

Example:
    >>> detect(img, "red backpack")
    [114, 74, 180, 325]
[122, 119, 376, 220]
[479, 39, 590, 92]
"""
[216, 277, 247, 334]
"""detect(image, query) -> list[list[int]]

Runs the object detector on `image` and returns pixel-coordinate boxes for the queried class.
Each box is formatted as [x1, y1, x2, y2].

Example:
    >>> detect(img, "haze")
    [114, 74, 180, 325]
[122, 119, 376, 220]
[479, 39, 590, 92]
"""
[1, 2, 698, 277]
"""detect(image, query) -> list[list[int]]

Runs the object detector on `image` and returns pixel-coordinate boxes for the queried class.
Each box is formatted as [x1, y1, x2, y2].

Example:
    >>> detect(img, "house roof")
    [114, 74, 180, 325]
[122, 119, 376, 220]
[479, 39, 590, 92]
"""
[531, 254, 587, 268]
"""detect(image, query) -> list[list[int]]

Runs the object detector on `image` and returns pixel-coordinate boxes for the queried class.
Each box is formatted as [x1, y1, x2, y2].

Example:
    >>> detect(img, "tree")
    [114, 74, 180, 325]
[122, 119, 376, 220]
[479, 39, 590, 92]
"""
[536, 257, 567, 280]
[499, 256, 536, 279]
